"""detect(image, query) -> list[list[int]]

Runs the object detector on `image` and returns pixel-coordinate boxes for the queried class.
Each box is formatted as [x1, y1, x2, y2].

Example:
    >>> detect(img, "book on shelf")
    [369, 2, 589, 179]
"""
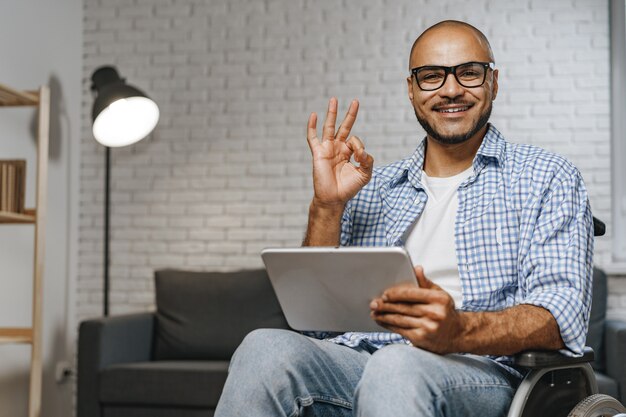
[0, 159, 26, 213]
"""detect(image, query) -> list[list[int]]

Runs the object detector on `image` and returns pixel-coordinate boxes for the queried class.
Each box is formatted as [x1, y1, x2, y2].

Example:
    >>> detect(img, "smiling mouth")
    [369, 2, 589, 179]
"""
[435, 105, 472, 113]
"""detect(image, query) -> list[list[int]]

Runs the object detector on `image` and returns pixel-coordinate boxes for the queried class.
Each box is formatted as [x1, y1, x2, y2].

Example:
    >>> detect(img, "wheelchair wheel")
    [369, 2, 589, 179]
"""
[567, 394, 626, 417]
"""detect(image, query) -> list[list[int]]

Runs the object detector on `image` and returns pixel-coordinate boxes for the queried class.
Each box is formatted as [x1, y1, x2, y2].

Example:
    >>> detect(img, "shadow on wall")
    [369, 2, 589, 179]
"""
[28, 74, 71, 162]
[41, 325, 74, 417]
[0, 358, 30, 417]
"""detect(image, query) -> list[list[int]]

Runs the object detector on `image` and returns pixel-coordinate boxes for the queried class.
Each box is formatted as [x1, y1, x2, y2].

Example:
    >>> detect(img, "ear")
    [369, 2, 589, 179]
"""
[491, 68, 499, 101]
[407, 76, 414, 101]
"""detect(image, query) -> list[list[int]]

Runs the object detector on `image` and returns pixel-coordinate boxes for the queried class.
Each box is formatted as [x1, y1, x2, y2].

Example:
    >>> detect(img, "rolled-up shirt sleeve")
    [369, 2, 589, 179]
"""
[519, 169, 594, 356]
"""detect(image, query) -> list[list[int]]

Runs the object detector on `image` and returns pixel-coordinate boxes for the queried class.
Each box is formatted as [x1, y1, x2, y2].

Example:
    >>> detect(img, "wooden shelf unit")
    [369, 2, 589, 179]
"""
[0, 327, 34, 344]
[0, 208, 36, 224]
[0, 83, 49, 417]
[0, 83, 40, 106]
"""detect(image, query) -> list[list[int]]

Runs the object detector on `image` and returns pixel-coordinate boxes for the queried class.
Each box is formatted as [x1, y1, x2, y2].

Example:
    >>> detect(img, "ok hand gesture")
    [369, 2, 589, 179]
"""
[306, 98, 374, 208]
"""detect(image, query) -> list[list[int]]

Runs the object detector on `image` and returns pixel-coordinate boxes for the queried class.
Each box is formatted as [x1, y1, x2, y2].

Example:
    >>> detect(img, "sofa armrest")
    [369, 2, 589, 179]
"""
[605, 319, 626, 403]
[77, 312, 155, 417]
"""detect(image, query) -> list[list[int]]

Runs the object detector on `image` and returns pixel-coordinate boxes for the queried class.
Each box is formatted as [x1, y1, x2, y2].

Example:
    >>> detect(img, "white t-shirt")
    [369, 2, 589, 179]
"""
[403, 166, 473, 307]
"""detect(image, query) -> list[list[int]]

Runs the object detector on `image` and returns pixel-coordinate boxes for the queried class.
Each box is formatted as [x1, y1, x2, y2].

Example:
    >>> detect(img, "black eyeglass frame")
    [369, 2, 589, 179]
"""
[410, 61, 496, 91]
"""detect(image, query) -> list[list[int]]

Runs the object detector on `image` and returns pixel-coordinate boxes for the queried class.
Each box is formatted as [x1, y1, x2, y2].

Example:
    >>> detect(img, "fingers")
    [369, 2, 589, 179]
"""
[335, 99, 359, 142]
[345, 135, 364, 154]
[322, 97, 338, 141]
[381, 285, 447, 305]
[306, 112, 319, 153]
[414, 265, 436, 289]
[370, 300, 445, 319]
[373, 313, 433, 332]
[356, 147, 374, 171]
[345, 136, 374, 171]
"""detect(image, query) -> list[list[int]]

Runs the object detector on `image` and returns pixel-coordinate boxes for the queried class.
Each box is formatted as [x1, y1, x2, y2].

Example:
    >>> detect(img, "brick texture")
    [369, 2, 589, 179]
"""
[80, 0, 625, 321]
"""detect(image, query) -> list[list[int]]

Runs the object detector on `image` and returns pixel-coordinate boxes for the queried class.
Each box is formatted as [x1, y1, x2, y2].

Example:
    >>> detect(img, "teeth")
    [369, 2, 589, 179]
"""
[438, 107, 469, 113]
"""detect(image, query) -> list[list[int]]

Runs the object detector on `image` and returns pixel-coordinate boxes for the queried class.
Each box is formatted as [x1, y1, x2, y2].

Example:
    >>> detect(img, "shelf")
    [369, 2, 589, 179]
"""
[1, 82, 48, 417]
[0, 209, 36, 224]
[0, 327, 33, 344]
[0, 83, 39, 107]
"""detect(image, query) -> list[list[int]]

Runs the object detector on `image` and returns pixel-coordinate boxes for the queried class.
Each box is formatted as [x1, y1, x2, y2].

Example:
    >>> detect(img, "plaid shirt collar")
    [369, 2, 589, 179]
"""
[379, 124, 506, 246]
[385, 123, 506, 191]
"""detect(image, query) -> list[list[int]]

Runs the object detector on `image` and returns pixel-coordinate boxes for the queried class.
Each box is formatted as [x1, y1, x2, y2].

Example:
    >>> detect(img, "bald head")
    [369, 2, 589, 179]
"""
[409, 20, 494, 70]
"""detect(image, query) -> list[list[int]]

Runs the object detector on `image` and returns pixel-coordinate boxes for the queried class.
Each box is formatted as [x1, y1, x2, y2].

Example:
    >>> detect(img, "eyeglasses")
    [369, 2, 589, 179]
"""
[410, 62, 495, 91]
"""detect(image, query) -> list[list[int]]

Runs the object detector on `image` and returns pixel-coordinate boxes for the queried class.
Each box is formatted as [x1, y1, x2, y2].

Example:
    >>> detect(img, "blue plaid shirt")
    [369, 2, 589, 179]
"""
[325, 124, 594, 359]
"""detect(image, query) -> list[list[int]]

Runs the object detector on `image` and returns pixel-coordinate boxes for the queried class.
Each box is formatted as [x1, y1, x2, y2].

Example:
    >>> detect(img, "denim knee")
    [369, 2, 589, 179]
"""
[219, 330, 369, 417]
[358, 344, 437, 387]
[354, 345, 521, 417]
[230, 328, 306, 375]
[354, 345, 439, 412]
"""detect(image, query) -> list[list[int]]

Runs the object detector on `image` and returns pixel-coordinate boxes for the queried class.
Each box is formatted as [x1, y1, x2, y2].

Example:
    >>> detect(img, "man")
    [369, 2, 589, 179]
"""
[215, 20, 594, 417]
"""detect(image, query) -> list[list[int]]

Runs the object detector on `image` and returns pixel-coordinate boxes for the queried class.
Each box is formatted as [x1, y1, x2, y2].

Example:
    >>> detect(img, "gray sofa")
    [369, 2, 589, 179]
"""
[77, 269, 291, 417]
[77, 267, 626, 417]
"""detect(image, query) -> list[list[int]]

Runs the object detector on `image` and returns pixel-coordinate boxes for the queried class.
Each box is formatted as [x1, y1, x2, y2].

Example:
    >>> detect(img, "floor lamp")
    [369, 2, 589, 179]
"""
[90, 66, 159, 316]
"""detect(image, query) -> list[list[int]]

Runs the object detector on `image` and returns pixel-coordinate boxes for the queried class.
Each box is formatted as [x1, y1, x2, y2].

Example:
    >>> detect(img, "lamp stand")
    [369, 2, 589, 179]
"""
[104, 146, 110, 316]
[91, 65, 159, 317]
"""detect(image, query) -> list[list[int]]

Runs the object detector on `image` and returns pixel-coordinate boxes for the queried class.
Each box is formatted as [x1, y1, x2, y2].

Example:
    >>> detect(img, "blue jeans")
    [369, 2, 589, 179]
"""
[214, 329, 523, 417]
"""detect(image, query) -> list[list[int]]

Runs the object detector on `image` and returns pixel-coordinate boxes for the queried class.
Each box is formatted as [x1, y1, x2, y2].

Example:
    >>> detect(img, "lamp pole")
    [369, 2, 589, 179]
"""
[91, 65, 159, 317]
[104, 146, 110, 316]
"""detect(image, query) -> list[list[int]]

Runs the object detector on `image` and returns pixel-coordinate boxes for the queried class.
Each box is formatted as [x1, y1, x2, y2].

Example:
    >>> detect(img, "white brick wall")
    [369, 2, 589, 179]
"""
[80, 0, 626, 322]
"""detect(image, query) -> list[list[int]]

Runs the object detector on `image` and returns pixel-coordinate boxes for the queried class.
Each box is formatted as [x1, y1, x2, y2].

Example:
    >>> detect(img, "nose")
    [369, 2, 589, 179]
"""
[438, 72, 465, 99]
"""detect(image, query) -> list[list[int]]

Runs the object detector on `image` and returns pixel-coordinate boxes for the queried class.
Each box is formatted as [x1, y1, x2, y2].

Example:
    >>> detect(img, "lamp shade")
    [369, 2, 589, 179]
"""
[90, 66, 159, 147]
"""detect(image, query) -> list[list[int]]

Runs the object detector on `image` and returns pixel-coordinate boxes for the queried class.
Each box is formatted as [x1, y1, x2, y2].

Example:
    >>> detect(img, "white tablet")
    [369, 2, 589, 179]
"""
[261, 247, 417, 332]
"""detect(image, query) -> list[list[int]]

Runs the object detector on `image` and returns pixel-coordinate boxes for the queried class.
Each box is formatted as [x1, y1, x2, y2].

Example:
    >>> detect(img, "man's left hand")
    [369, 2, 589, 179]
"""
[370, 266, 466, 354]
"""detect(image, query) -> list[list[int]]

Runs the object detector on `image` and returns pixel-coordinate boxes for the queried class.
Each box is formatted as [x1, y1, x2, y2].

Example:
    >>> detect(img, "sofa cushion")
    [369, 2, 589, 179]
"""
[100, 360, 229, 408]
[154, 269, 290, 360]
[588, 267, 607, 371]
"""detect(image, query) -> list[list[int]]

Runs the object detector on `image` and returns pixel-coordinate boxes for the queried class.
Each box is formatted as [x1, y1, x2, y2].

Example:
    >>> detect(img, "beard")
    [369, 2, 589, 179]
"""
[414, 100, 492, 145]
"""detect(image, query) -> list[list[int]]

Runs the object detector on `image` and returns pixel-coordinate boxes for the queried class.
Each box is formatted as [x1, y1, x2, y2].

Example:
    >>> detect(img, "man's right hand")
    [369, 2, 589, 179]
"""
[306, 98, 374, 209]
